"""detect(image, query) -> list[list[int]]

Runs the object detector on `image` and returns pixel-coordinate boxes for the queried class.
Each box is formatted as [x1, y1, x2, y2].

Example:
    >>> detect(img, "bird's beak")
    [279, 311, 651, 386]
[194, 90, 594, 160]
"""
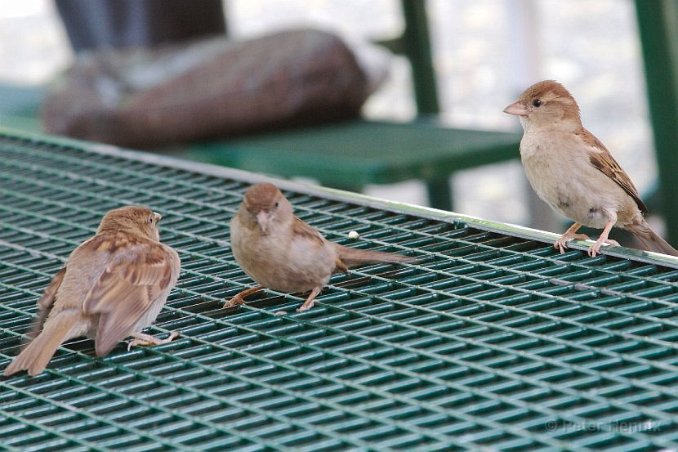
[256, 210, 271, 234]
[503, 101, 529, 116]
[153, 212, 162, 223]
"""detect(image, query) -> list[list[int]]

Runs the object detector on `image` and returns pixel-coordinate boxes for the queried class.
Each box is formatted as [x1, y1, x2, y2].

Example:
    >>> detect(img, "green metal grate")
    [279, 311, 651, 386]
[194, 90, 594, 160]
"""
[0, 130, 677, 451]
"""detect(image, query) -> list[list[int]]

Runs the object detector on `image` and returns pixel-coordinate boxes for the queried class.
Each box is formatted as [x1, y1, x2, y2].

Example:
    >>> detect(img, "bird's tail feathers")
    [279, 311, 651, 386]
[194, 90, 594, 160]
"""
[4, 312, 80, 377]
[335, 244, 417, 268]
[628, 221, 678, 257]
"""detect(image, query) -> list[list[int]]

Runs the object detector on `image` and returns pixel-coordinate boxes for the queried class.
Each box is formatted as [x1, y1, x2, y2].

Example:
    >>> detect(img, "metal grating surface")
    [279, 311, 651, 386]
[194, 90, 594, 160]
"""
[0, 131, 677, 451]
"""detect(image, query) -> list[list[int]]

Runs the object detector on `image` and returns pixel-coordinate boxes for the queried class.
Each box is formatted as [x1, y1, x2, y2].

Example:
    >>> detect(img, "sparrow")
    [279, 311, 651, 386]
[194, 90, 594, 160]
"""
[504, 80, 678, 257]
[4, 206, 181, 377]
[226, 183, 416, 312]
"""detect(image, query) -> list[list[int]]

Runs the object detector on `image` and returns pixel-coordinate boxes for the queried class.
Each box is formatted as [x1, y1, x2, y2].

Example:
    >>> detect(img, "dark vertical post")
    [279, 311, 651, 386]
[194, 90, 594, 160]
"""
[401, 1, 451, 209]
[635, 0, 678, 244]
[400, 0, 440, 114]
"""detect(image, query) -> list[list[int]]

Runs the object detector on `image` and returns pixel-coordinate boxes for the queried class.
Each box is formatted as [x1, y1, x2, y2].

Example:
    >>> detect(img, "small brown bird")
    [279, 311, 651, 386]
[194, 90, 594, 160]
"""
[504, 80, 678, 257]
[4, 206, 181, 376]
[227, 183, 415, 312]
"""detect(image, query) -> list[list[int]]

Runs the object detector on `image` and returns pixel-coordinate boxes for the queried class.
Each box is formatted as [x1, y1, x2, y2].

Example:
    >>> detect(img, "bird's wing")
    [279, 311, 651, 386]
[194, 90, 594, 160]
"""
[292, 216, 326, 247]
[82, 242, 179, 356]
[292, 216, 350, 271]
[579, 129, 648, 214]
[28, 266, 67, 340]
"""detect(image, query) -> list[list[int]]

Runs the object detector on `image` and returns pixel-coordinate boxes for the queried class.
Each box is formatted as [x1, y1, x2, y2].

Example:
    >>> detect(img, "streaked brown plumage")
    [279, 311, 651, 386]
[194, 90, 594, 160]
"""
[504, 80, 678, 257]
[4, 206, 181, 376]
[227, 183, 416, 312]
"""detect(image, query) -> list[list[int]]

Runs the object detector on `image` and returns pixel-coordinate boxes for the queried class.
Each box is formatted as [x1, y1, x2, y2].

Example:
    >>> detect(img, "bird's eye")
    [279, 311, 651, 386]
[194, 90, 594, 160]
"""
[148, 216, 154, 224]
[532, 99, 542, 107]
[274, 201, 279, 208]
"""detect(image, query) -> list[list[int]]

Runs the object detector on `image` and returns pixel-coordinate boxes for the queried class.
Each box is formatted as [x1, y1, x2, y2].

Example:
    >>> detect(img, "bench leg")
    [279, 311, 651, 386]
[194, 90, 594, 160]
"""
[426, 178, 453, 211]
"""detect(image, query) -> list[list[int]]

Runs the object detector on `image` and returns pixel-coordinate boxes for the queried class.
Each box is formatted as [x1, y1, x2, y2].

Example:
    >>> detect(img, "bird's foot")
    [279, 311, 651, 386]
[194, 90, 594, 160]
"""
[554, 233, 590, 254]
[224, 294, 246, 308]
[127, 331, 180, 351]
[588, 238, 620, 257]
[296, 287, 322, 312]
[296, 301, 315, 312]
[223, 286, 263, 309]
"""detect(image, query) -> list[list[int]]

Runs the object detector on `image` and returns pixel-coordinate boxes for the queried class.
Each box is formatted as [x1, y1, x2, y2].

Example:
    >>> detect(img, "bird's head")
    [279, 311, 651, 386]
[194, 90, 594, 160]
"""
[97, 206, 162, 241]
[241, 183, 292, 234]
[503, 80, 582, 131]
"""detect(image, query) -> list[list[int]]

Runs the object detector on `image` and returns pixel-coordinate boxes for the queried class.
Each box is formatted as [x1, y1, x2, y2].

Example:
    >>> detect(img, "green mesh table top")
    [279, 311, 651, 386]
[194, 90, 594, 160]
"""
[180, 120, 521, 186]
[0, 129, 677, 451]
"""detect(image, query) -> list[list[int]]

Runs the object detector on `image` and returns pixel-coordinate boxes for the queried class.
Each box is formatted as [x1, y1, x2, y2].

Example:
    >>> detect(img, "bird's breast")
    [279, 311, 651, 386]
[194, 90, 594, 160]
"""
[519, 133, 623, 228]
[230, 217, 335, 293]
[520, 137, 570, 212]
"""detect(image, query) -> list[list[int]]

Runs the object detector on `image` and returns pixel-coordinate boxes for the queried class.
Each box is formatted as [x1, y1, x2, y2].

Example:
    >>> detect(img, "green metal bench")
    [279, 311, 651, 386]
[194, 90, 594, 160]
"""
[169, 0, 521, 211]
[1, 128, 678, 450]
[0, 83, 521, 213]
[175, 120, 521, 212]
[0, 0, 523, 213]
[6, 0, 678, 227]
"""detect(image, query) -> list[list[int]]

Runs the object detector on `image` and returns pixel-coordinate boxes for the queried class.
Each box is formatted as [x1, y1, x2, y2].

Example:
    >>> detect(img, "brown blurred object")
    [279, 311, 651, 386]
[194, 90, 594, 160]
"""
[41, 29, 370, 148]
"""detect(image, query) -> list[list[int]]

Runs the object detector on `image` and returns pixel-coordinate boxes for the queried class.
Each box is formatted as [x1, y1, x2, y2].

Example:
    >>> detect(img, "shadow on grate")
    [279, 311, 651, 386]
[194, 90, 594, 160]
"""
[0, 132, 677, 450]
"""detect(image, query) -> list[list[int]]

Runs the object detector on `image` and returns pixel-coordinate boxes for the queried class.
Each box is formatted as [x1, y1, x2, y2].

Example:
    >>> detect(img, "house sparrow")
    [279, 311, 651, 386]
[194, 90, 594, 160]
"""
[226, 183, 415, 312]
[4, 206, 181, 376]
[504, 80, 678, 257]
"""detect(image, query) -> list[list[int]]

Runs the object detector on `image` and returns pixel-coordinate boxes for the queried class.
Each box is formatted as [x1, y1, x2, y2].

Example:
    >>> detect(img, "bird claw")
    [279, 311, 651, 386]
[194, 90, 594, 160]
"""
[223, 286, 264, 309]
[588, 238, 620, 257]
[223, 296, 245, 309]
[296, 301, 315, 312]
[127, 331, 180, 351]
[296, 287, 322, 312]
[554, 233, 590, 254]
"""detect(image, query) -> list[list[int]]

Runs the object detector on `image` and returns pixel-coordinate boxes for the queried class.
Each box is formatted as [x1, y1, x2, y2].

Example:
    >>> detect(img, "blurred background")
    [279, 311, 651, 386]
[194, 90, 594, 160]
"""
[0, 0, 652, 229]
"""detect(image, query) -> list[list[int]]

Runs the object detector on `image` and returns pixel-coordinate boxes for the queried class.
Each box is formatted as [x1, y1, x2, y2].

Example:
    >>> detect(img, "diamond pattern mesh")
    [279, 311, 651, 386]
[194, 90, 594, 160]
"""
[0, 132, 677, 450]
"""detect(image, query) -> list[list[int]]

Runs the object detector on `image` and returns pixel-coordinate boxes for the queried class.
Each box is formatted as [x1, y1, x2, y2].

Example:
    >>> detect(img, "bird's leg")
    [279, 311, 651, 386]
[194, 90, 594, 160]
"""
[297, 287, 323, 312]
[589, 220, 619, 257]
[224, 285, 264, 308]
[127, 331, 180, 351]
[554, 223, 590, 253]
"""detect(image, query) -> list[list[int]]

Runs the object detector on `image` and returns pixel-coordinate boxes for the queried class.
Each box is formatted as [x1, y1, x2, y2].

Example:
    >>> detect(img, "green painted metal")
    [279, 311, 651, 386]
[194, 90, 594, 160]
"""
[426, 178, 453, 214]
[0, 83, 520, 213]
[0, 85, 43, 133]
[0, 129, 678, 451]
[370, 0, 440, 114]
[182, 119, 521, 212]
[400, 0, 440, 114]
[635, 0, 678, 245]
[0, 0, 514, 216]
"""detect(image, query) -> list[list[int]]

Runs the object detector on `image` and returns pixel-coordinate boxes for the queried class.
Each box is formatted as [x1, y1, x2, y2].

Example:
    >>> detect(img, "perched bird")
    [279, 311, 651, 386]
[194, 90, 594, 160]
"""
[4, 206, 181, 376]
[504, 80, 678, 257]
[227, 183, 415, 312]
